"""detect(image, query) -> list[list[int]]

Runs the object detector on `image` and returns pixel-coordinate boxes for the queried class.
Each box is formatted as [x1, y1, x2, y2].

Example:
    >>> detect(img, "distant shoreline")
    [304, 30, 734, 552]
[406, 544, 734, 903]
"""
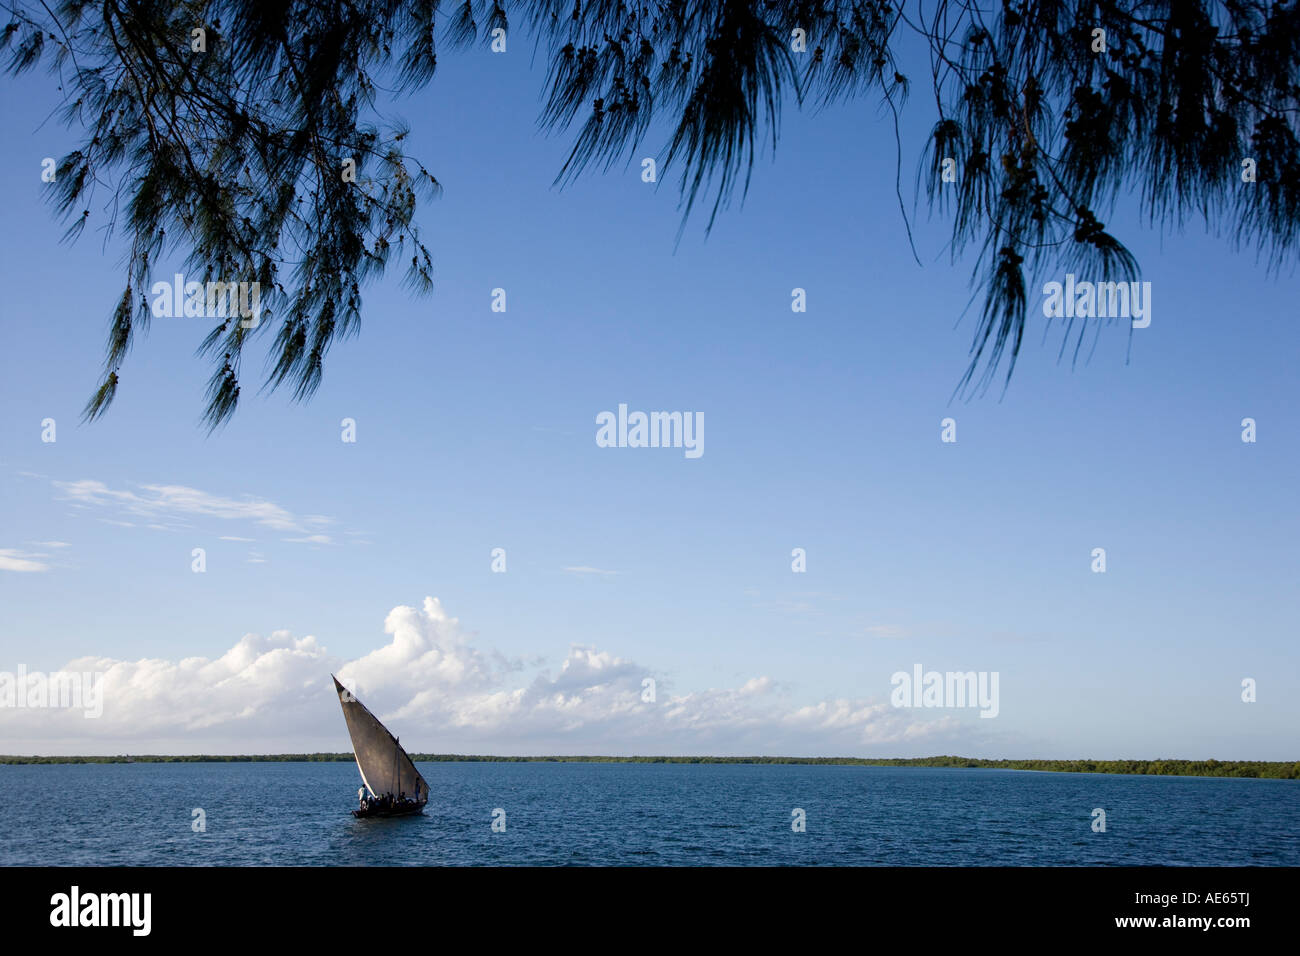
[1, 754, 1296, 779]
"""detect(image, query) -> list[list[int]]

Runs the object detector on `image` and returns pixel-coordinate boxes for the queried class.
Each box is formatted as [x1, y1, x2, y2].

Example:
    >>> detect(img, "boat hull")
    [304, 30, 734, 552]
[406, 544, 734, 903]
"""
[351, 802, 426, 819]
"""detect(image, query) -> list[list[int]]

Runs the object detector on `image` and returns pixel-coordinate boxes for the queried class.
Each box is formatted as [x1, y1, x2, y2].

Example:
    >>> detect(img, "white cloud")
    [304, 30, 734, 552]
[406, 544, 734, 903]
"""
[562, 566, 618, 576]
[0, 549, 50, 573]
[54, 479, 340, 543]
[0, 597, 965, 755]
[863, 624, 909, 639]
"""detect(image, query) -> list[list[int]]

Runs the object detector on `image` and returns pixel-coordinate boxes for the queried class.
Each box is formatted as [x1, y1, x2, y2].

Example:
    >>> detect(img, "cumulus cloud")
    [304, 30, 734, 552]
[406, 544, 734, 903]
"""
[0, 598, 966, 755]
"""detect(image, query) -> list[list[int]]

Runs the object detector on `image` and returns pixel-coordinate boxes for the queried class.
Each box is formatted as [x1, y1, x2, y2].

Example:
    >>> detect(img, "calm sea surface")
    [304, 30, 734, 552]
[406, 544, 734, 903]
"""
[0, 762, 1295, 866]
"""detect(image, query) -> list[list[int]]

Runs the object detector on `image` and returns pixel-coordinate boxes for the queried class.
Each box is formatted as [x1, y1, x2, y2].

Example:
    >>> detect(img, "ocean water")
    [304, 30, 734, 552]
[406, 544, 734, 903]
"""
[0, 761, 1295, 866]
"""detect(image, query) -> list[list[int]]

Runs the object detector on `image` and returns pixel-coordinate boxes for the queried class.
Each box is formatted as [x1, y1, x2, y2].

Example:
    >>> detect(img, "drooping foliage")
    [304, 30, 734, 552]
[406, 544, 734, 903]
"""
[5, 1, 1298, 425]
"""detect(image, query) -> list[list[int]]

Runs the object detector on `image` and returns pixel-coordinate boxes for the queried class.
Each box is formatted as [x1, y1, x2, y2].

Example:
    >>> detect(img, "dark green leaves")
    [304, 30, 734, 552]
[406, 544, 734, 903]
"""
[8, 1, 1300, 424]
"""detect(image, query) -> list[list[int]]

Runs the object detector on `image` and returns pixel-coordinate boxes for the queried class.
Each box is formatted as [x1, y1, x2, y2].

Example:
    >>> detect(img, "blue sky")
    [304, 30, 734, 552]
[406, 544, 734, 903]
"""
[0, 31, 1296, 758]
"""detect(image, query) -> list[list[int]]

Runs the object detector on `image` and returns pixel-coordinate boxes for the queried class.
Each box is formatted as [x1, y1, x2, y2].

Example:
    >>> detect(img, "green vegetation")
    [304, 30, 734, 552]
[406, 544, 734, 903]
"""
[1, 754, 1295, 779]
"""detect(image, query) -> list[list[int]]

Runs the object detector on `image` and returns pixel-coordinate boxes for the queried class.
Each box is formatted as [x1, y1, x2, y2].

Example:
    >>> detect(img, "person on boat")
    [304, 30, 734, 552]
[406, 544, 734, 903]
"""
[358, 787, 366, 808]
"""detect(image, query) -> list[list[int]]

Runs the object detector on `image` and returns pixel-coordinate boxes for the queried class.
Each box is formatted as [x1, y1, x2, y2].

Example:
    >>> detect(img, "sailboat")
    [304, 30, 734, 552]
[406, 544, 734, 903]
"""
[332, 675, 429, 818]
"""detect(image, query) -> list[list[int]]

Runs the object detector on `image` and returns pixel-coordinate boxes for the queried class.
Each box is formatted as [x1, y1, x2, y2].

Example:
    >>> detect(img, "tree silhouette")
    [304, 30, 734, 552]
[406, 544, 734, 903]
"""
[5, 1, 1297, 427]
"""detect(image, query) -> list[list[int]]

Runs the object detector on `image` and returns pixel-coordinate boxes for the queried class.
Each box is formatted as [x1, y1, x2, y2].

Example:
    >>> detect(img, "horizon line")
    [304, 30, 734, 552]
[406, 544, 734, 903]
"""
[1, 753, 1296, 780]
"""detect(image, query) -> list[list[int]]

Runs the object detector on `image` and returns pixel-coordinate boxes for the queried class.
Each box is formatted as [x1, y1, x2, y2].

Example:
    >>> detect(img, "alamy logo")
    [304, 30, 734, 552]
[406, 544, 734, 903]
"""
[0, 665, 103, 718]
[890, 664, 1000, 718]
[596, 403, 704, 459]
[150, 272, 261, 328]
[50, 886, 151, 936]
[1042, 274, 1151, 328]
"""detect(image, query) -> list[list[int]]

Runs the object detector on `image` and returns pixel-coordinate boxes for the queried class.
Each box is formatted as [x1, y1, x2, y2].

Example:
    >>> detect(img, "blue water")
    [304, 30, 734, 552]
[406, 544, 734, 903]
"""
[0, 762, 1295, 865]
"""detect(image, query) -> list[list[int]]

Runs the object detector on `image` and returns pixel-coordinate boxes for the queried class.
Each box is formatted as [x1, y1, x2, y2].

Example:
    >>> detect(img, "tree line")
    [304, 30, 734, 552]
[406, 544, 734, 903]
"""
[2, 753, 1296, 778]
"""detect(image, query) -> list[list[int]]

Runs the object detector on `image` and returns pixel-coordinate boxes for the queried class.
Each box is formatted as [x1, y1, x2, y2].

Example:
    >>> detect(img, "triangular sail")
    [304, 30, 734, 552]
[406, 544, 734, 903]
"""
[332, 675, 428, 801]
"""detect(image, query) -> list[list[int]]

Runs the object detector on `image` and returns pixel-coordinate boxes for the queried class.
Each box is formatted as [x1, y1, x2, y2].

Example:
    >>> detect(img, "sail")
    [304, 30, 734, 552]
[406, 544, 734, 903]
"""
[332, 676, 428, 801]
